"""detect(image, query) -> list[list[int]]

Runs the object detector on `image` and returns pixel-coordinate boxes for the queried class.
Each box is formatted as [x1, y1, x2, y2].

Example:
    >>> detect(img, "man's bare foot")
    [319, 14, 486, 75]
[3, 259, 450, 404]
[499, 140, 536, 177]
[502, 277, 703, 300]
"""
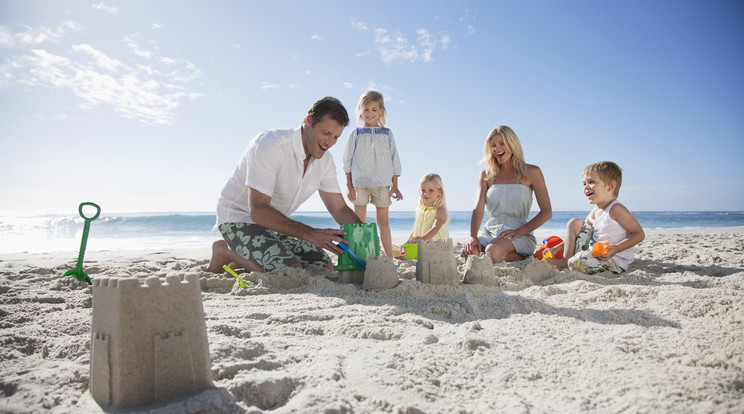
[546, 257, 568, 270]
[206, 240, 231, 273]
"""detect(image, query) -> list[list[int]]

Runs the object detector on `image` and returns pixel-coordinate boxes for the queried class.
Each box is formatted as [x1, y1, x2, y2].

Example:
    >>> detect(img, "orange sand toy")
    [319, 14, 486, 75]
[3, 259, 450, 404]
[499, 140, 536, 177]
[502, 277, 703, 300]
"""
[534, 236, 563, 260]
[592, 242, 609, 257]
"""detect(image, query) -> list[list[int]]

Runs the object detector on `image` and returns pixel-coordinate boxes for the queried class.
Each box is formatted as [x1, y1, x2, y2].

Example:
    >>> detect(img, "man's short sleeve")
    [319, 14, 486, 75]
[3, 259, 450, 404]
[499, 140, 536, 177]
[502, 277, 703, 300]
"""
[245, 133, 280, 197]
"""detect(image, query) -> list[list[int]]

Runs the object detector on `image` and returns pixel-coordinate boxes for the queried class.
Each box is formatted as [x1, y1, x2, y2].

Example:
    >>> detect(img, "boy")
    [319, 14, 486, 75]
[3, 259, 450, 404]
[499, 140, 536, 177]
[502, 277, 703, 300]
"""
[549, 161, 645, 274]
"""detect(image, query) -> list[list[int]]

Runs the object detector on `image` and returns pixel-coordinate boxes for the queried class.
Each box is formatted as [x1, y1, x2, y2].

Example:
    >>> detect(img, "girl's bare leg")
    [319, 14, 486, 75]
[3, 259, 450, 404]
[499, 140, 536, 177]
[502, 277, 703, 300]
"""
[376, 206, 393, 257]
[354, 204, 368, 222]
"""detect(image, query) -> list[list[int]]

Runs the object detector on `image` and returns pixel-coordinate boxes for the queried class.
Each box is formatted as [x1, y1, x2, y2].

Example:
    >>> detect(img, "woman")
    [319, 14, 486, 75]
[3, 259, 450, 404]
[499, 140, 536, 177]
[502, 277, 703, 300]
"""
[462, 126, 552, 262]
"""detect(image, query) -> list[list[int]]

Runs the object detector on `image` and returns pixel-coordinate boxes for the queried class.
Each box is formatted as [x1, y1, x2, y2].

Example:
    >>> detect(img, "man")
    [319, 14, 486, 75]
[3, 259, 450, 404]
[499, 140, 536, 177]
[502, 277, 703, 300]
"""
[207, 97, 362, 273]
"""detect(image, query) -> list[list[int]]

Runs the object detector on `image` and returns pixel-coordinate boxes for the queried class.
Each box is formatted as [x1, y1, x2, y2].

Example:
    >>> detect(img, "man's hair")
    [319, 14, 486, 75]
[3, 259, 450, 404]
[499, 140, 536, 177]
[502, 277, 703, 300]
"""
[585, 161, 623, 196]
[307, 96, 350, 127]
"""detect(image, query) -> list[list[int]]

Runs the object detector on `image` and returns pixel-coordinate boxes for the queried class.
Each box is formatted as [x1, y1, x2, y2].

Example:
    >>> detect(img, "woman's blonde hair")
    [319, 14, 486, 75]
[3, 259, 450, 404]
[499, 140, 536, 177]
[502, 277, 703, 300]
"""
[356, 90, 386, 127]
[418, 173, 446, 209]
[480, 125, 527, 183]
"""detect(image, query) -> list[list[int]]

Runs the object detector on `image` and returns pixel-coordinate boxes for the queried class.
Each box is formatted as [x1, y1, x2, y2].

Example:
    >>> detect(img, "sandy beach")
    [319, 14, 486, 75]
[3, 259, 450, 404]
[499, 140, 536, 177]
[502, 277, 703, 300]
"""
[1, 228, 743, 413]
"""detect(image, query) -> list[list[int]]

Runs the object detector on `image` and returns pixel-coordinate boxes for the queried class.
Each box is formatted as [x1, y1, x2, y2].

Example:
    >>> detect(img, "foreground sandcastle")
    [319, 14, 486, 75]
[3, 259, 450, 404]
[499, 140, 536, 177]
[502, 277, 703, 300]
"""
[90, 274, 213, 408]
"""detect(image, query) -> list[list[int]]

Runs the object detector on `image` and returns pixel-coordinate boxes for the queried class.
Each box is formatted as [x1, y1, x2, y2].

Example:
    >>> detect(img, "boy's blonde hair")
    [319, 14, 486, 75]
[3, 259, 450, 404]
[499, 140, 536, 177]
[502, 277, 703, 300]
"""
[419, 173, 446, 209]
[356, 90, 387, 127]
[584, 161, 623, 196]
[481, 126, 527, 183]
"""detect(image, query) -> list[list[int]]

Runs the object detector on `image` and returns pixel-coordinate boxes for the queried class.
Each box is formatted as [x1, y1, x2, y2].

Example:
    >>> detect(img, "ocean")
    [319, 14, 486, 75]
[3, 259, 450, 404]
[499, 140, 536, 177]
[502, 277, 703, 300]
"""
[1, 211, 743, 254]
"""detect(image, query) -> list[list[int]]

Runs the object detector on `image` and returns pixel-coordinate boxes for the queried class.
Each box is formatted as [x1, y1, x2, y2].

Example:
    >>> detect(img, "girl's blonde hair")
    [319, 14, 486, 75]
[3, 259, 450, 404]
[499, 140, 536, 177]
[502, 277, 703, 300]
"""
[418, 173, 446, 209]
[480, 125, 527, 183]
[356, 90, 386, 127]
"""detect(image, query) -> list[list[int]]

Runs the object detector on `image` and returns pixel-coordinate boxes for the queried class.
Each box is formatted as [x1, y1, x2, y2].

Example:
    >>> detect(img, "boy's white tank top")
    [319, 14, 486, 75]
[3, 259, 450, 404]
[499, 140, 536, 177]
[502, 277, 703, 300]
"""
[587, 200, 634, 270]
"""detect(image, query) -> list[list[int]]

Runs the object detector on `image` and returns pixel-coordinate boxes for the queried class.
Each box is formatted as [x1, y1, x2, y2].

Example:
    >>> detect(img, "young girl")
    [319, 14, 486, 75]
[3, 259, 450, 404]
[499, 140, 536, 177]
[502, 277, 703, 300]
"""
[406, 173, 449, 243]
[343, 90, 403, 257]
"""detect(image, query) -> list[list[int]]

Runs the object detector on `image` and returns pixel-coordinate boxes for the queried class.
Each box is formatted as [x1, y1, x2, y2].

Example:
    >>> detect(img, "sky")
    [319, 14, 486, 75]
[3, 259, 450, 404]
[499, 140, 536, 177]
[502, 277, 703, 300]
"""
[1, 0, 743, 215]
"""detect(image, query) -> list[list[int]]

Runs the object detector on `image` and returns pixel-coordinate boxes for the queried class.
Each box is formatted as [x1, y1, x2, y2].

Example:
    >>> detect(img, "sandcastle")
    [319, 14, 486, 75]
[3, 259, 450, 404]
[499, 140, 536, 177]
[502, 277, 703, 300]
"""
[462, 253, 499, 285]
[415, 239, 459, 285]
[90, 274, 213, 408]
[363, 254, 399, 290]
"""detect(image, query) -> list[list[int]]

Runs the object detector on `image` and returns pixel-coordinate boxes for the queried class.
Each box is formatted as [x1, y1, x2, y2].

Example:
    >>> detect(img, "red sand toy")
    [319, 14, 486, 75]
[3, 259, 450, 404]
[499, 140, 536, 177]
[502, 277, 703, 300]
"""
[534, 236, 563, 261]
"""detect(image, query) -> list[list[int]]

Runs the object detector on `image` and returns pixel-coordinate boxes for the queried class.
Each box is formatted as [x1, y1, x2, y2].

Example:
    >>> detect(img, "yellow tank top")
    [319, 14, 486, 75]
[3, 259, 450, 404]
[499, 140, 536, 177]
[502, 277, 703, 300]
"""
[412, 206, 449, 240]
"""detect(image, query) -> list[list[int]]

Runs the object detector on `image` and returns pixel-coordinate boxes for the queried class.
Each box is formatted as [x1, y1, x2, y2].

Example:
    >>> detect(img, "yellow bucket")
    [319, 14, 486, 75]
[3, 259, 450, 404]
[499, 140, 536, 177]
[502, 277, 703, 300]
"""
[401, 243, 417, 260]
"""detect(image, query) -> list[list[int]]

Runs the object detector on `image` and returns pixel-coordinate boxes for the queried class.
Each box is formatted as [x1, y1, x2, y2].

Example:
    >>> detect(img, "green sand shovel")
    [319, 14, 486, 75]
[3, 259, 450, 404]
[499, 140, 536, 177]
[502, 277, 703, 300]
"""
[62, 202, 101, 285]
[223, 265, 250, 289]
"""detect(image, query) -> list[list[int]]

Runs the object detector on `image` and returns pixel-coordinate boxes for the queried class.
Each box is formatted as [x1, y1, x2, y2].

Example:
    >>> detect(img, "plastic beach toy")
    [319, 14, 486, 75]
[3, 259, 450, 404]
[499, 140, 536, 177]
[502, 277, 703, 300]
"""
[336, 242, 366, 269]
[534, 236, 563, 260]
[592, 242, 609, 257]
[334, 223, 379, 272]
[63, 202, 101, 285]
[223, 265, 250, 289]
[400, 243, 418, 260]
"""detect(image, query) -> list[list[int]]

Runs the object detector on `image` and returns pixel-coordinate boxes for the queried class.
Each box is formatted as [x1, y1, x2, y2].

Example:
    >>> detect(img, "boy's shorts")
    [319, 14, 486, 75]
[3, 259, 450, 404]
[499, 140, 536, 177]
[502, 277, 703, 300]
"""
[218, 222, 331, 271]
[353, 186, 392, 208]
[567, 223, 624, 274]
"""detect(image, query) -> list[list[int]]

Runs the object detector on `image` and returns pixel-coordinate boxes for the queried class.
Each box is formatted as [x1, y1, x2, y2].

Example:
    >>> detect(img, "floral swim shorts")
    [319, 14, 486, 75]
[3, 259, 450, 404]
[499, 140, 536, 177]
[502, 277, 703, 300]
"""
[567, 223, 624, 274]
[218, 222, 331, 271]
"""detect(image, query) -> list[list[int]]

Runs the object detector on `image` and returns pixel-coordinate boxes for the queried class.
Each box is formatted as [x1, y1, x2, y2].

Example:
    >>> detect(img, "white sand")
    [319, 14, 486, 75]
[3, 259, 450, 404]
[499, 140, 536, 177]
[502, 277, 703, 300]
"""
[1, 228, 743, 413]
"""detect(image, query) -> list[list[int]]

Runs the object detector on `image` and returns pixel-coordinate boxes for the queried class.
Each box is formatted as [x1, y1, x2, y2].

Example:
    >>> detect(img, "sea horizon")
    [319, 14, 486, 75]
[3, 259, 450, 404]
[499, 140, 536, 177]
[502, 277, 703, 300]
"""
[1, 210, 743, 255]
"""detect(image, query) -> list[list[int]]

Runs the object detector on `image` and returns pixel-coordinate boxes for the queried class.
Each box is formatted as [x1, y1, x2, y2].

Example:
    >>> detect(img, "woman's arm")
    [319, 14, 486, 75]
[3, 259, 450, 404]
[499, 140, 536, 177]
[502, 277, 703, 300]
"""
[463, 171, 488, 256]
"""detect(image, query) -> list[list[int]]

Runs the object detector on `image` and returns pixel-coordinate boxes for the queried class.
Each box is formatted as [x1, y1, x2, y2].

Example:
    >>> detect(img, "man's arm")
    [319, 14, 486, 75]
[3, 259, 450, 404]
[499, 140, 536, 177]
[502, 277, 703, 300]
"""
[249, 188, 349, 254]
[319, 190, 362, 227]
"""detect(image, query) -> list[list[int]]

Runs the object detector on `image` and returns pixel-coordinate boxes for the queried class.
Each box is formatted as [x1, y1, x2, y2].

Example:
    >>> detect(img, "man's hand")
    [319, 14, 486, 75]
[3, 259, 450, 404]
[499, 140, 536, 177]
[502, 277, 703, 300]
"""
[307, 228, 349, 255]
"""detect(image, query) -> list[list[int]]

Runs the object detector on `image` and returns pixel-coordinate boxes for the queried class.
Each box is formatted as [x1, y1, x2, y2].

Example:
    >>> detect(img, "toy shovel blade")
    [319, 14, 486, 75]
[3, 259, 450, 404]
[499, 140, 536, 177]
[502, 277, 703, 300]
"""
[336, 242, 366, 269]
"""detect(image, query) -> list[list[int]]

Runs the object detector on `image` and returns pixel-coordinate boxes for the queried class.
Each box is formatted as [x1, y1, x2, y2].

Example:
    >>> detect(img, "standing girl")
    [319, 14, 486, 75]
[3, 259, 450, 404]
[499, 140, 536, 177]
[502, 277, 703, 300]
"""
[406, 173, 449, 243]
[343, 90, 403, 257]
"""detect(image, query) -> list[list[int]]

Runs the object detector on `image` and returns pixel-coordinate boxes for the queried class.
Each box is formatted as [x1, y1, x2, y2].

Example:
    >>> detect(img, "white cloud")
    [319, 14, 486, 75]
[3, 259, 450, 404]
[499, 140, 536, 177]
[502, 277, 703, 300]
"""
[373, 27, 449, 66]
[374, 28, 418, 65]
[351, 20, 368, 31]
[259, 81, 281, 91]
[0, 22, 80, 47]
[0, 26, 202, 125]
[91, 3, 118, 14]
[71, 44, 123, 72]
[152, 23, 164, 30]
[311, 33, 322, 41]
[416, 29, 436, 62]
[343, 82, 353, 88]
[123, 34, 152, 59]
[467, 25, 476, 35]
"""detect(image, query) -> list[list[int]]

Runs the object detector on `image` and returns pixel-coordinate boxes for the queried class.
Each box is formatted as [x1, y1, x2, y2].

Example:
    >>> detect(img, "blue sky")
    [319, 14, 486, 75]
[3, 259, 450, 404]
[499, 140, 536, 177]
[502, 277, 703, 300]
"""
[1, 0, 742, 214]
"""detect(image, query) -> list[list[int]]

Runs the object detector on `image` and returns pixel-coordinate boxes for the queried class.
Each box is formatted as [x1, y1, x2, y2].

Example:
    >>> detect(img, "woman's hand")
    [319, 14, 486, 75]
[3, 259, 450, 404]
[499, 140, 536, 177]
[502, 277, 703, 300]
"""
[497, 229, 519, 241]
[462, 237, 483, 257]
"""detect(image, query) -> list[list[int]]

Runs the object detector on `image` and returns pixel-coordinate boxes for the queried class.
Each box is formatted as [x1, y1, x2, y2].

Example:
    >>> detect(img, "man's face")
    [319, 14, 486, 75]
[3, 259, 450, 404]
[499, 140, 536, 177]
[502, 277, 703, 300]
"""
[302, 114, 345, 160]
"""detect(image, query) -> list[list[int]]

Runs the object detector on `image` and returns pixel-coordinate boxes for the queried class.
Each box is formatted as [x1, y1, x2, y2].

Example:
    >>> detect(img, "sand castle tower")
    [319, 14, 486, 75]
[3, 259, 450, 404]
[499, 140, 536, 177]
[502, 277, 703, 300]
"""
[90, 274, 213, 408]
[416, 239, 459, 285]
